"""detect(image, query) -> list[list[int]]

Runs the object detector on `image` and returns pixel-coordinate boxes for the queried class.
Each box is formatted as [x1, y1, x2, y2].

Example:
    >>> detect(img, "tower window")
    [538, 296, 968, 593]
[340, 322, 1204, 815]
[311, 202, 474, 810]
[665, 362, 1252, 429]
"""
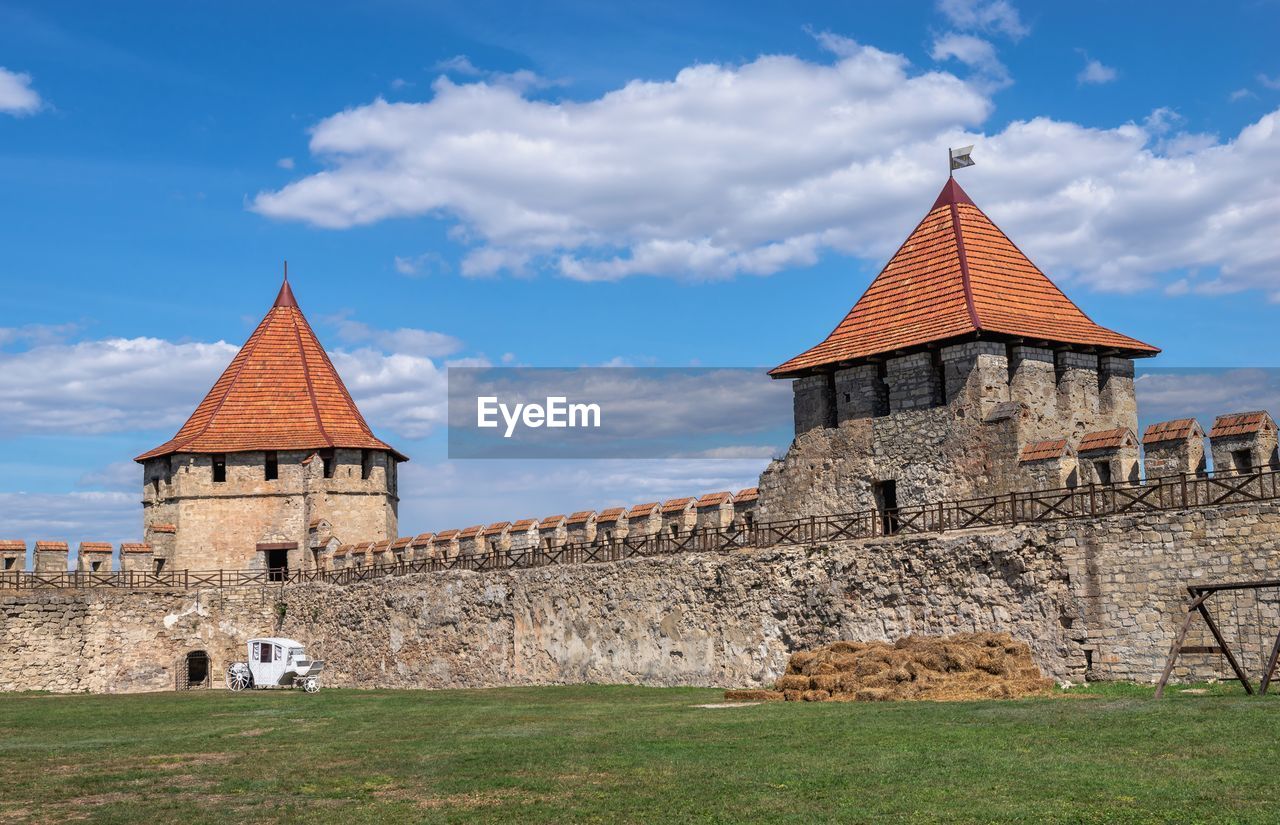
[361, 449, 373, 480]
[320, 448, 335, 479]
[1233, 449, 1253, 473]
[264, 450, 278, 481]
[1093, 460, 1112, 485]
[211, 454, 226, 483]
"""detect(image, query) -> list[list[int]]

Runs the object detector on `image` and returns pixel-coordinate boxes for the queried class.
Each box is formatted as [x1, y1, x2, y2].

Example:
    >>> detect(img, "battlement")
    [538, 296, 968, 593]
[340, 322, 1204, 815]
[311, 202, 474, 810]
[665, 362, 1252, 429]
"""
[790, 344, 1131, 435]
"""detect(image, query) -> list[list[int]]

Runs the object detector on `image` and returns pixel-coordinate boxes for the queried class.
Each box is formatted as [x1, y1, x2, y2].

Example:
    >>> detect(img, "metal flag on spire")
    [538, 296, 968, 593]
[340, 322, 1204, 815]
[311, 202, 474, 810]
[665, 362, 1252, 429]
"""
[949, 145, 975, 174]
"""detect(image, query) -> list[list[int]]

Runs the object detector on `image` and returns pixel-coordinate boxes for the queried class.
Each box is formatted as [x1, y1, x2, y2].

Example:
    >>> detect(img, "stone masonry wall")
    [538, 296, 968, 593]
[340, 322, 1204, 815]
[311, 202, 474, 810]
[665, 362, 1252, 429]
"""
[4, 501, 1279, 694]
[142, 448, 399, 572]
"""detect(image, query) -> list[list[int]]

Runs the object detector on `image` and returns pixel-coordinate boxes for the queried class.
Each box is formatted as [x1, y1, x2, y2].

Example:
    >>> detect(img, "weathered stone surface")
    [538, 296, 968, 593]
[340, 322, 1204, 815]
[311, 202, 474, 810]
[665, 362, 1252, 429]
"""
[141, 447, 400, 572]
[5, 501, 1279, 694]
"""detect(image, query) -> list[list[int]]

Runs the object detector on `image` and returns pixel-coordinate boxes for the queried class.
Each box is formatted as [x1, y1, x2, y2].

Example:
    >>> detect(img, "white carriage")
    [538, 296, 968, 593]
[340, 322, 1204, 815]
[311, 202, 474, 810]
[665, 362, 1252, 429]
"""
[225, 637, 325, 693]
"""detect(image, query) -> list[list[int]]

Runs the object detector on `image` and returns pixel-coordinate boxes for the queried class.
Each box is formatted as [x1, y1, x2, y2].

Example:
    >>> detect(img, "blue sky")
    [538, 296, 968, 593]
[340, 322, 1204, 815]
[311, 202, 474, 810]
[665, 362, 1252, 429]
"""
[1, 0, 1278, 544]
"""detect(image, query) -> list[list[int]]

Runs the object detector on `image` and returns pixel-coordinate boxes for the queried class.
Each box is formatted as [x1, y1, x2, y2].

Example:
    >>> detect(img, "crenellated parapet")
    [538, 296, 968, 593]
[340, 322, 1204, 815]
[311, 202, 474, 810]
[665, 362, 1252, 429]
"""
[34, 542, 69, 573]
[695, 492, 734, 530]
[1209, 412, 1278, 474]
[0, 540, 26, 572]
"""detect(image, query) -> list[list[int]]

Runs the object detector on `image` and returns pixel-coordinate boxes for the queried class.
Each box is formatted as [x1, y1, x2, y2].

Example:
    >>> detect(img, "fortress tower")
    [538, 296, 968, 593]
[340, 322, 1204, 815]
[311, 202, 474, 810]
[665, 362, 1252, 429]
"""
[135, 278, 406, 573]
[758, 177, 1159, 520]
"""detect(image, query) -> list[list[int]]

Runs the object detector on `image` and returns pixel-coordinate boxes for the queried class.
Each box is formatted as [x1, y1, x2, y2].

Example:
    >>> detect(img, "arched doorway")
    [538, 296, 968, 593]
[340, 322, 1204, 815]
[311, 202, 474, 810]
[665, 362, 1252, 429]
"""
[177, 650, 211, 690]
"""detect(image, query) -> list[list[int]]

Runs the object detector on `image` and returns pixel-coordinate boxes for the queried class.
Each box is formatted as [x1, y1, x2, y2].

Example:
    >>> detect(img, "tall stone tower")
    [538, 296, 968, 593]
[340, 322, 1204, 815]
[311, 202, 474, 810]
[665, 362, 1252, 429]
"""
[135, 278, 407, 572]
[759, 177, 1159, 519]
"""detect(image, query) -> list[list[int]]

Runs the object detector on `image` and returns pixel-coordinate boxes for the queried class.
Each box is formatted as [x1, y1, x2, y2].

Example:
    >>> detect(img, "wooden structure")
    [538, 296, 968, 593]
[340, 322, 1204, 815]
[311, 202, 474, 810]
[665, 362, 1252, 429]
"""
[4, 465, 1279, 592]
[1156, 578, 1280, 698]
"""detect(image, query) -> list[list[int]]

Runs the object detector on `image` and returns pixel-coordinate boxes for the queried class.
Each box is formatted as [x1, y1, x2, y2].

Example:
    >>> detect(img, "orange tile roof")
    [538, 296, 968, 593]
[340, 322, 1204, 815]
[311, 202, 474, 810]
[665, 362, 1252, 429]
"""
[1020, 439, 1069, 462]
[511, 519, 538, 531]
[540, 515, 566, 527]
[136, 279, 406, 462]
[391, 538, 412, 549]
[458, 525, 484, 538]
[1210, 411, 1275, 439]
[331, 545, 350, 557]
[372, 540, 392, 550]
[79, 542, 113, 554]
[662, 497, 694, 513]
[734, 488, 759, 503]
[1078, 428, 1135, 453]
[1143, 418, 1202, 445]
[433, 530, 459, 542]
[35, 541, 68, 551]
[410, 532, 434, 546]
[771, 179, 1158, 377]
[567, 511, 595, 525]
[596, 507, 626, 522]
[121, 543, 152, 553]
[696, 492, 732, 507]
[628, 502, 659, 517]
[149, 523, 177, 534]
[0, 540, 25, 551]
[484, 521, 511, 535]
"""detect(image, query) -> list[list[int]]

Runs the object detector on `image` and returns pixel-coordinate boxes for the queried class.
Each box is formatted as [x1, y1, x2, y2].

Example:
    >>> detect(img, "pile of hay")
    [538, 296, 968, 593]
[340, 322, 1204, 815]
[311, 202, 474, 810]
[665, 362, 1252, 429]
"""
[725, 633, 1054, 703]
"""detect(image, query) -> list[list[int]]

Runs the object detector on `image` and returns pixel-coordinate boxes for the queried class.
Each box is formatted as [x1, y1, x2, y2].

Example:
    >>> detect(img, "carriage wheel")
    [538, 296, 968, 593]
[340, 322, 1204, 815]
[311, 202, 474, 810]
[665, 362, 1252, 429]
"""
[303, 678, 320, 694]
[226, 665, 251, 692]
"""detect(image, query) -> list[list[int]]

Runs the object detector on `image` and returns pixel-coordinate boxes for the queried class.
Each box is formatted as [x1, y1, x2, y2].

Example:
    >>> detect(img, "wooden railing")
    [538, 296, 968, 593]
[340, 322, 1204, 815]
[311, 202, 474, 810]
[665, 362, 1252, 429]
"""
[3, 467, 1278, 591]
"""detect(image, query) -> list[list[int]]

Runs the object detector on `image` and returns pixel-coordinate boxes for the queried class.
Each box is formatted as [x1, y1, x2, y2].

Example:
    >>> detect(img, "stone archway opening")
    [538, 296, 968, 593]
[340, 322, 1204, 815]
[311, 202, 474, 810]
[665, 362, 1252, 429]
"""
[178, 650, 211, 690]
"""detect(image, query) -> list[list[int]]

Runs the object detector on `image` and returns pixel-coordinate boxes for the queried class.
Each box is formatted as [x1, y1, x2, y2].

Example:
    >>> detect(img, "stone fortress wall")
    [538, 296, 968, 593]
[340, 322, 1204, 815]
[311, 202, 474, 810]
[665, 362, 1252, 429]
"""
[4, 500, 1279, 694]
[7, 404, 1277, 578]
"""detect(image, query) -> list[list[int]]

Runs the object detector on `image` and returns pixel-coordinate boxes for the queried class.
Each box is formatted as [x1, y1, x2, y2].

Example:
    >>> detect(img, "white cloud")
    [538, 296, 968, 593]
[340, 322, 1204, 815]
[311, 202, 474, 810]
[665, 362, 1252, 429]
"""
[0, 66, 41, 115]
[253, 40, 992, 281]
[433, 55, 555, 92]
[392, 251, 450, 277]
[329, 348, 449, 439]
[1229, 88, 1256, 103]
[0, 322, 79, 348]
[0, 337, 238, 436]
[277, 156, 295, 169]
[77, 460, 139, 492]
[250, 40, 1280, 298]
[329, 315, 463, 358]
[0, 329, 459, 441]
[436, 55, 484, 76]
[937, 0, 1029, 40]
[930, 33, 1010, 90]
[0, 491, 139, 546]
[1259, 74, 1280, 91]
[1135, 368, 1280, 426]
[1077, 58, 1118, 86]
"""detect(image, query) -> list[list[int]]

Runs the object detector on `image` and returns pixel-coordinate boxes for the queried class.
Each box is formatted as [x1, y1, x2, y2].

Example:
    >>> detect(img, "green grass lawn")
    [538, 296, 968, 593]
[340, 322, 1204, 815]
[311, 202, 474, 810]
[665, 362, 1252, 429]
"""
[0, 682, 1276, 824]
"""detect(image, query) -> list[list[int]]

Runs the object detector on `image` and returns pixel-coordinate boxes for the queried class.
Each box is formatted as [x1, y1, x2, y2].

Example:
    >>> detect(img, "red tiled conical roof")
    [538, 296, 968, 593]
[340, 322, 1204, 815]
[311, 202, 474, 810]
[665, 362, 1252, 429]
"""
[771, 178, 1158, 377]
[136, 279, 406, 462]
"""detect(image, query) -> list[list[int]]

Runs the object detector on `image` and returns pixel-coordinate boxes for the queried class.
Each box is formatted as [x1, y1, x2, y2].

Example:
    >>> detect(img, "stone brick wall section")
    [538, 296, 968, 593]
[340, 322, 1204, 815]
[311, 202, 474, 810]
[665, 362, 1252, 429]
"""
[4, 501, 1278, 694]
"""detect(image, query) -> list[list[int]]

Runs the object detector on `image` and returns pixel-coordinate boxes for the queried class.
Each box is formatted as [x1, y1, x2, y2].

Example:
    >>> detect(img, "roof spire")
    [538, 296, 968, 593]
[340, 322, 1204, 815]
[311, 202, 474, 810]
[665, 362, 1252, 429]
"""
[274, 261, 298, 308]
[135, 275, 406, 463]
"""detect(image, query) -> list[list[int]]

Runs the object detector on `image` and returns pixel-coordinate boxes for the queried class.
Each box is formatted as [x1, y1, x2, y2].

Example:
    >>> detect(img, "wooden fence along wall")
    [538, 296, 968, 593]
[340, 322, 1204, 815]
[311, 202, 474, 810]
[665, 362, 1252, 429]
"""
[4, 467, 1278, 591]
